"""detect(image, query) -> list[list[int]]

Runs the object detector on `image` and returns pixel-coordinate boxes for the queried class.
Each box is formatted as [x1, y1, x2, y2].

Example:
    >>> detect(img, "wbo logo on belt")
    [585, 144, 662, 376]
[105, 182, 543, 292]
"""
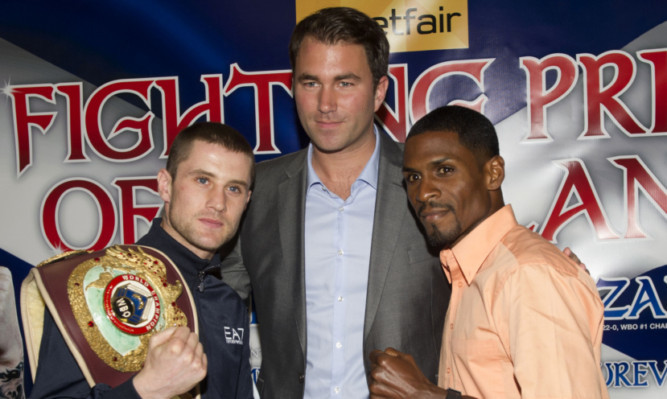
[105, 274, 161, 335]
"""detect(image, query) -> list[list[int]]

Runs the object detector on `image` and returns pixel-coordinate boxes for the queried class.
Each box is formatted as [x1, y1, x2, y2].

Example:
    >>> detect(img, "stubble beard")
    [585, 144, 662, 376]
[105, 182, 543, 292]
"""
[426, 221, 461, 250]
[418, 202, 461, 250]
[167, 206, 226, 256]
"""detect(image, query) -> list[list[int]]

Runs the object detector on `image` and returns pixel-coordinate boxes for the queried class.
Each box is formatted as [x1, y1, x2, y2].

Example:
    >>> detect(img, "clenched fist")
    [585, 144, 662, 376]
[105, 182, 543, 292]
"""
[133, 326, 207, 399]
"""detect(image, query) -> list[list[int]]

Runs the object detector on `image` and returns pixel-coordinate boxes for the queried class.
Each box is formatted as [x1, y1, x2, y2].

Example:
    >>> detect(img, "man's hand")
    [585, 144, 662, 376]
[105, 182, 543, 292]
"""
[563, 247, 588, 273]
[133, 326, 207, 399]
[369, 347, 447, 399]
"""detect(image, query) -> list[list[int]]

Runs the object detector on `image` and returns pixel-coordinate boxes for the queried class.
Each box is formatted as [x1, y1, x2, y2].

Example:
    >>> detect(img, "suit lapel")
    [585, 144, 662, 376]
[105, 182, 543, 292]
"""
[277, 151, 309, 356]
[364, 133, 407, 339]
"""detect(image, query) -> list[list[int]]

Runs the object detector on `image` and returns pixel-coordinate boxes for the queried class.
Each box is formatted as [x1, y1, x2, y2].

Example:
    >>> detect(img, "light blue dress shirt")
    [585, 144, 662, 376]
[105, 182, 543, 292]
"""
[303, 130, 380, 398]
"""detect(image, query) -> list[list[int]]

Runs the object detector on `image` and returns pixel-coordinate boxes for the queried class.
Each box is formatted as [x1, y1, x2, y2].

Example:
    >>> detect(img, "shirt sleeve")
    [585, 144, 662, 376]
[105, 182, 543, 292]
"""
[29, 310, 142, 399]
[498, 263, 605, 399]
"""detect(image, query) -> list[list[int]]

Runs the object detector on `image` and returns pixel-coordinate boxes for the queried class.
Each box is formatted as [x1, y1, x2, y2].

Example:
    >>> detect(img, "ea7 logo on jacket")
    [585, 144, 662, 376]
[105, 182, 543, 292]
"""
[224, 326, 244, 345]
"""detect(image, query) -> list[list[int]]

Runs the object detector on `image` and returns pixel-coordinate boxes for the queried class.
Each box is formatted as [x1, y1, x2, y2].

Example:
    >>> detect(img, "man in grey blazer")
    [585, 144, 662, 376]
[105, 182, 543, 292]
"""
[223, 7, 450, 398]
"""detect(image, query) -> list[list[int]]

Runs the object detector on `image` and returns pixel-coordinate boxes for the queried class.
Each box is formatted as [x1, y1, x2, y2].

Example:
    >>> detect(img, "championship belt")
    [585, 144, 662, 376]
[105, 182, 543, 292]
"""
[21, 245, 198, 391]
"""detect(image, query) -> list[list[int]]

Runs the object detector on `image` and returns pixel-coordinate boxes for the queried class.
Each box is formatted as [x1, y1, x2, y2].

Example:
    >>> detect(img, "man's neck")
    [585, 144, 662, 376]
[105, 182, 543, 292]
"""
[311, 133, 376, 199]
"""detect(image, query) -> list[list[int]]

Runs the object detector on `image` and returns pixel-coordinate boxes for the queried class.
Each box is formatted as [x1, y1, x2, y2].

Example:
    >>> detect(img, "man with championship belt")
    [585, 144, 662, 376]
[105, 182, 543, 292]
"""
[22, 122, 255, 398]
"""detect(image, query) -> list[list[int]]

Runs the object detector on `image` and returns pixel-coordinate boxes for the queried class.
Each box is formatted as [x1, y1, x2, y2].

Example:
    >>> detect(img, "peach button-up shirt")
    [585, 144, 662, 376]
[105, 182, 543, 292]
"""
[437, 205, 609, 399]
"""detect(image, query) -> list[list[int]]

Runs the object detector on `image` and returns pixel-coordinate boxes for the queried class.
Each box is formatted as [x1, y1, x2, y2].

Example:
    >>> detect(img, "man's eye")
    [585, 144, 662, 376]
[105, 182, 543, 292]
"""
[339, 81, 353, 87]
[437, 166, 454, 174]
[228, 186, 241, 193]
[405, 174, 420, 183]
[196, 177, 209, 184]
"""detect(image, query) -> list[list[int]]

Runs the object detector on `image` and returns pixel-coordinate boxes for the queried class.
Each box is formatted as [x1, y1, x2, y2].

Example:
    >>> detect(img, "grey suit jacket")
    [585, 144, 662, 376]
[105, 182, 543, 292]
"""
[227, 131, 450, 398]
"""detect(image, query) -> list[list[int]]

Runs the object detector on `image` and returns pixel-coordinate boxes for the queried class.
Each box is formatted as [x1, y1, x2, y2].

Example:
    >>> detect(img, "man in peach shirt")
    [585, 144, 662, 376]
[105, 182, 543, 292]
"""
[369, 105, 609, 399]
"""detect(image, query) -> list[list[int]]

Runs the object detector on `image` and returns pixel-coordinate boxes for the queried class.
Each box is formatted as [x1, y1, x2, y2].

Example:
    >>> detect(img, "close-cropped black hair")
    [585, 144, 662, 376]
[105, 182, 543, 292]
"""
[407, 105, 499, 164]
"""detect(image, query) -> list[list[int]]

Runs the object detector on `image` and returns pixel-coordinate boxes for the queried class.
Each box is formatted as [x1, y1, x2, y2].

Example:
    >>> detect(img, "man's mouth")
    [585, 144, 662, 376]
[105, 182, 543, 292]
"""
[315, 119, 343, 128]
[418, 204, 452, 222]
[199, 217, 224, 228]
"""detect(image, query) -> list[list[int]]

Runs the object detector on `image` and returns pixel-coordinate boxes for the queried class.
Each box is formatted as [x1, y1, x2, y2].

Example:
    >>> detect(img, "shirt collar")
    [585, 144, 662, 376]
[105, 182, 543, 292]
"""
[440, 204, 518, 285]
[306, 127, 380, 191]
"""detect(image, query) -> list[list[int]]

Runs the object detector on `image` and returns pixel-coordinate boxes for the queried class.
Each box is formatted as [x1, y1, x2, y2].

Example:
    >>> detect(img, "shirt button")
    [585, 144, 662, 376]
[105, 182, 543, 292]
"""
[334, 386, 341, 394]
[337, 296, 344, 302]
[336, 342, 342, 349]
[458, 281, 463, 288]
[337, 249, 344, 256]
[338, 207, 344, 212]
[450, 323, 454, 329]
[446, 367, 451, 374]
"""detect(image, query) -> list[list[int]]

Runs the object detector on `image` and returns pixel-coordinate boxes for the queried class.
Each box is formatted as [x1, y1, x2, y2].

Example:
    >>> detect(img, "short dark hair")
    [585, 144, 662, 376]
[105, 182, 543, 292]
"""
[166, 122, 255, 184]
[407, 106, 499, 165]
[288, 7, 389, 86]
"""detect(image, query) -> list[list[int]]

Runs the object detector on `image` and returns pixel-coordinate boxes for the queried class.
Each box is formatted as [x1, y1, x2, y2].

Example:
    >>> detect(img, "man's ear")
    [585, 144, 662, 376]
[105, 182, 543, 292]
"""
[245, 190, 252, 208]
[485, 155, 505, 190]
[373, 75, 389, 111]
[157, 169, 172, 203]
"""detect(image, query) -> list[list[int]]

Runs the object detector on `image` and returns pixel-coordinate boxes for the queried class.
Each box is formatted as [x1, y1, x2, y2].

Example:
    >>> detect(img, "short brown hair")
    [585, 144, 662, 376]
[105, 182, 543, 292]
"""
[288, 7, 389, 87]
[166, 122, 255, 185]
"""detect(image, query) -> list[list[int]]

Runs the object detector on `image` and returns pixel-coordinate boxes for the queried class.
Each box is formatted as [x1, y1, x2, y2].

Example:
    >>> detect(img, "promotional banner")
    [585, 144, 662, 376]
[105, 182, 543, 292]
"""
[1, 1, 665, 397]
